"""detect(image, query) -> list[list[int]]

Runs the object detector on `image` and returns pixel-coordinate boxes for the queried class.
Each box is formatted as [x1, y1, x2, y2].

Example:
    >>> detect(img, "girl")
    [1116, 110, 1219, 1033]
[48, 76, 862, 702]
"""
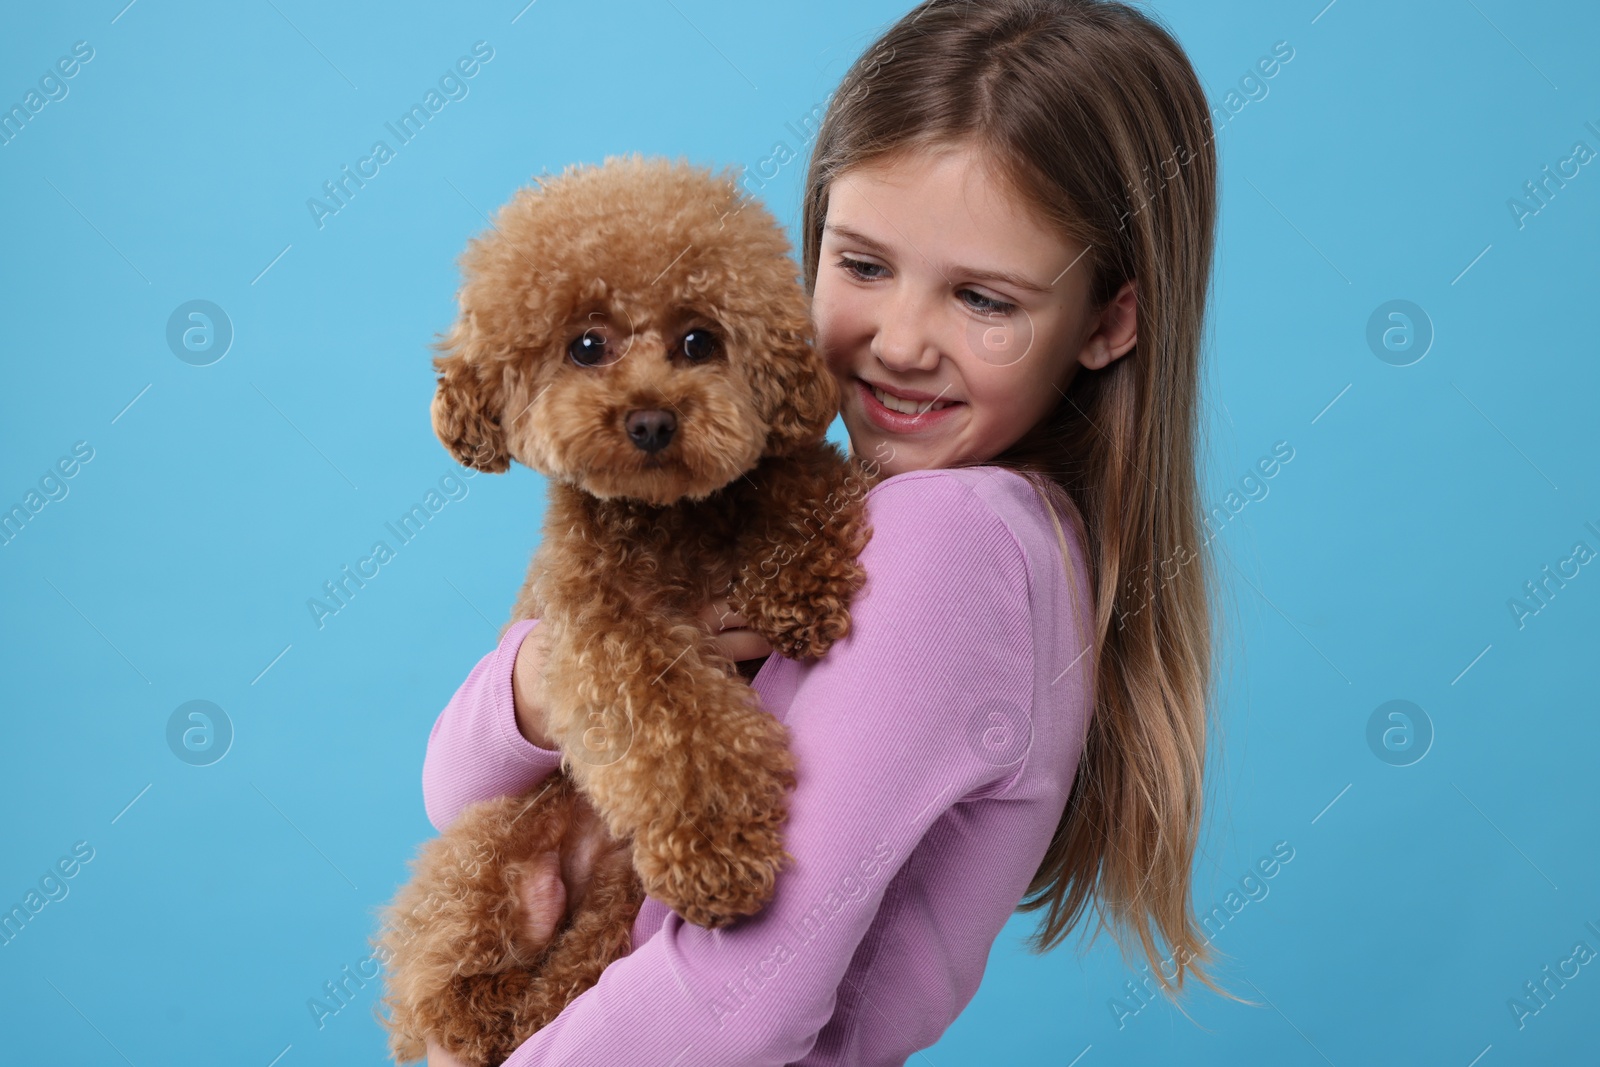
[421, 1, 1231, 1062]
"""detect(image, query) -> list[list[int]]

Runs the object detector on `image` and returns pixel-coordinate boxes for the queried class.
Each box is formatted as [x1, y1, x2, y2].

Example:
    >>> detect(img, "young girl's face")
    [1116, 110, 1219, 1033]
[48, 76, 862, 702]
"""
[812, 140, 1135, 476]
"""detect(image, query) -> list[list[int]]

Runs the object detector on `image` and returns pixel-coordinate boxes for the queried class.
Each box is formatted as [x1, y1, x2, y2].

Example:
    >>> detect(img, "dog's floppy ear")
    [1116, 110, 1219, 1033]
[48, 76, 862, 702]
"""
[430, 314, 511, 473]
[749, 318, 840, 455]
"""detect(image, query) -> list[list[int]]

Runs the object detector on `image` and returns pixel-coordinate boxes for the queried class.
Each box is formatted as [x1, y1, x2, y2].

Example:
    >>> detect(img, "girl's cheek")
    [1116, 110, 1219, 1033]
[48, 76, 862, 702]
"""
[813, 291, 858, 375]
[817, 328, 848, 379]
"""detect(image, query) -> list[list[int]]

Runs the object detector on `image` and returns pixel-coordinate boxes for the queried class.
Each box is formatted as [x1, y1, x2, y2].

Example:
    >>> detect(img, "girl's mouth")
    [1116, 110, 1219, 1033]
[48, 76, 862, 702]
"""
[856, 378, 963, 433]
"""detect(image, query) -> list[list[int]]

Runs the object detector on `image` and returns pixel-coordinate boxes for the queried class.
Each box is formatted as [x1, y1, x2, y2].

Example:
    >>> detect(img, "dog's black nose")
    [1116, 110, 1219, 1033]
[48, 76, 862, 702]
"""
[625, 409, 677, 453]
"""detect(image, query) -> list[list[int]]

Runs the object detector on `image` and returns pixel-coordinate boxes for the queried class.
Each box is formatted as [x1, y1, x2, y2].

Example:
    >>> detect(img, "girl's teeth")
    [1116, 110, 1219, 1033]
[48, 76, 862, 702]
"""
[872, 384, 951, 415]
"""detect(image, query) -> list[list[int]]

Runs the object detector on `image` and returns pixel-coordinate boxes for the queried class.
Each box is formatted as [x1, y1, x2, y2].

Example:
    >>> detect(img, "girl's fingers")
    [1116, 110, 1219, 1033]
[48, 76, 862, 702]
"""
[517, 850, 567, 945]
[695, 598, 773, 666]
[698, 598, 748, 631]
[425, 1040, 472, 1067]
[715, 628, 774, 662]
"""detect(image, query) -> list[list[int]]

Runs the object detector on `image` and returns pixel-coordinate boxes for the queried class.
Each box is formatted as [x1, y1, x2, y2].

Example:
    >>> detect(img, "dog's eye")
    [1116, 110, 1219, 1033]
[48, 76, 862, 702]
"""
[680, 328, 720, 363]
[568, 327, 613, 367]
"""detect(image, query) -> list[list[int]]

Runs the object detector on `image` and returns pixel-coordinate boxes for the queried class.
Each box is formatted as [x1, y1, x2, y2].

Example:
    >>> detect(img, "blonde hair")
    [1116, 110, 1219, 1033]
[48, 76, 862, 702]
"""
[801, 0, 1239, 1005]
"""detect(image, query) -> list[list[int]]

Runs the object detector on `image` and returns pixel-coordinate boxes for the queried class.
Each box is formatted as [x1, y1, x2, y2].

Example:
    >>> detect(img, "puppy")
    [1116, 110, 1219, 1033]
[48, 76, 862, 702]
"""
[377, 154, 878, 1066]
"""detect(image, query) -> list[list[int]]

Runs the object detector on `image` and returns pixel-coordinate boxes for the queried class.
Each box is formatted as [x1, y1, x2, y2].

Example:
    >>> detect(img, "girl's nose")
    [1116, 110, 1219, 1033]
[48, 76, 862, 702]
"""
[869, 283, 943, 374]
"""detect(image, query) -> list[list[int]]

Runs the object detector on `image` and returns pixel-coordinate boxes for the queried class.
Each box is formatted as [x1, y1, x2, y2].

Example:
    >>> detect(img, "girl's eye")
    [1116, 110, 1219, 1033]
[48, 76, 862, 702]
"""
[835, 254, 886, 281]
[567, 327, 613, 367]
[836, 254, 1017, 316]
[960, 289, 1016, 316]
[679, 327, 720, 362]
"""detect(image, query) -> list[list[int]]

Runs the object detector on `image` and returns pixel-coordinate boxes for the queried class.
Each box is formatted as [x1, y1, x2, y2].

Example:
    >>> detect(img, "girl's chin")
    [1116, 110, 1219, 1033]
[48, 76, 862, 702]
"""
[845, 430, 937, 476]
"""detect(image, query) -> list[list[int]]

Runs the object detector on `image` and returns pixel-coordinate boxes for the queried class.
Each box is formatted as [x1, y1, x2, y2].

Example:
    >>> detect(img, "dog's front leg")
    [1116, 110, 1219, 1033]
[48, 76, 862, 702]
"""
[538, 606, 796, 928]
[729, 450, 878, 661]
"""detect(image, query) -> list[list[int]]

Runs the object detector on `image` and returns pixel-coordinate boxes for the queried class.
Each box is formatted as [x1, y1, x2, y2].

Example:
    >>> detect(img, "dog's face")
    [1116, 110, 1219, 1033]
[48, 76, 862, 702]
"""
[430, 155, 838, 506]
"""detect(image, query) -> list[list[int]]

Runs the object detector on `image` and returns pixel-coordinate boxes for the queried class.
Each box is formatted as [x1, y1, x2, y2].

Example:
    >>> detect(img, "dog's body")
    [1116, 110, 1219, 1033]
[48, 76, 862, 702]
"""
[376, 156, 878, 1066]
[518, 445, 877, 928]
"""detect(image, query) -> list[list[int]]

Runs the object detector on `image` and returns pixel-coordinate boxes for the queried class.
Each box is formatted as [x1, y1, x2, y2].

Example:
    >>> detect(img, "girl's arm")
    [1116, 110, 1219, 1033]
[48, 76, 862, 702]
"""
[422, 607, 763, 832]
[499, 473, 1037, 1066]
[422, 617, 564, 832]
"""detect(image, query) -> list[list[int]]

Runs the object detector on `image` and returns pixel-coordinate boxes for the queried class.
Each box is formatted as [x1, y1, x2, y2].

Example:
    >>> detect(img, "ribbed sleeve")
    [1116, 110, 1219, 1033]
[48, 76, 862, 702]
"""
[422, 616, 564, 833]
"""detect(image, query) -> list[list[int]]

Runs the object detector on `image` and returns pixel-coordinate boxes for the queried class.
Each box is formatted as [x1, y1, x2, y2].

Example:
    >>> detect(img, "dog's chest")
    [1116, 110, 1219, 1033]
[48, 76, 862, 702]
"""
[587, 495, 749, 599]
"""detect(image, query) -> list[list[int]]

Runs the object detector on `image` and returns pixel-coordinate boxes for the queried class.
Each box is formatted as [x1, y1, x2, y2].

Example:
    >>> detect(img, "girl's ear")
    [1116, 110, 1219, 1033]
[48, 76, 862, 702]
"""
[430, 315, 511, 473]
[1080, 279, 1139, 371]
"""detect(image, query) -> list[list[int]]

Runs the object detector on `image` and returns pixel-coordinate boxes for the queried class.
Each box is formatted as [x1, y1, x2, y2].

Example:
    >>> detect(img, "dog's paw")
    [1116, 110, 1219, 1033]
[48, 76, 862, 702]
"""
[751, 576, 861, 660]
[634, 811, 792, 927]
[767, 606, 852, 660]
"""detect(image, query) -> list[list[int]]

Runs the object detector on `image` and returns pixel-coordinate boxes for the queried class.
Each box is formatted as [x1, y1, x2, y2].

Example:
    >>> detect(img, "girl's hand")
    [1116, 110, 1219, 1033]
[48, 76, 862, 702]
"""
[697, 598, 775, 664]
[426, 1040, 470, 1067]
[512, 622, 558, 749]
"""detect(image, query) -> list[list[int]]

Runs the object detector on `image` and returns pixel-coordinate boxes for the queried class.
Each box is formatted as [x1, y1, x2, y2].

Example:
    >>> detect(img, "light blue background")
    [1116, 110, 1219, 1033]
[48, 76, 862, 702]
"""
[2, 1, 1597, 1064]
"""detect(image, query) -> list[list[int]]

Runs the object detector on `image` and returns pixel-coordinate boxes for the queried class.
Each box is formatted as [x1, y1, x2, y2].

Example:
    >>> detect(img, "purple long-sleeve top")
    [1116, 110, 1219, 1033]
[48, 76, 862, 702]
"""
[421, 465, 1096, 1066]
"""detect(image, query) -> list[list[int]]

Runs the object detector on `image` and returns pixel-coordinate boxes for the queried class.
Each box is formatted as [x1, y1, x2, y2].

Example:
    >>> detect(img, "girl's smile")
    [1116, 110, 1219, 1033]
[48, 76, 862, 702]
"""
[811, 139, 1137, 477]
[855, 376, 964, 433]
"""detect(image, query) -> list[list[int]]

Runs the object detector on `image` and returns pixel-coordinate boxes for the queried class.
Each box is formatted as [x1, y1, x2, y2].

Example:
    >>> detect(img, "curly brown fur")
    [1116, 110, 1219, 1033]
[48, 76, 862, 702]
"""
[514, 447, 878, 926]
[378, 155, 880, 1064]
[375, 777, 643, 1066]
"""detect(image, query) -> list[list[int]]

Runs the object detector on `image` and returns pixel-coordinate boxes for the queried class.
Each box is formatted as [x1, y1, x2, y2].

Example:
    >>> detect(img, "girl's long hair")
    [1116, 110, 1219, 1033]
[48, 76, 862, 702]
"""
[801, 0, 1236, 1003]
